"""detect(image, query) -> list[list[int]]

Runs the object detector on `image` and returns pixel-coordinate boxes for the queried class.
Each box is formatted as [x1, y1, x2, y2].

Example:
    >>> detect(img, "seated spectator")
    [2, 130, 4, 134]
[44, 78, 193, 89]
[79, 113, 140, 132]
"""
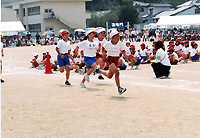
[138, 43, 148, 64]
[30, 53, 41, 68]
[118, 52, 127, 70]
[26, 39, 32, 46]
[190, 43, 200, 62]
[167, 47, 179, 65]
[129, 45, 141, 70]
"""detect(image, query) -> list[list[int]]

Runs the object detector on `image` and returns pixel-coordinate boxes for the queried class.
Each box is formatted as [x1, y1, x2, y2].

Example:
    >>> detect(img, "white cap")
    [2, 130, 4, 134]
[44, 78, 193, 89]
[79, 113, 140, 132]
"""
[97, 28, 106, 34]
[126, 41, 130, 44]
[110, 29, 119, 38]
[33, 53, 38, 56]
[85, 30, 95, 36]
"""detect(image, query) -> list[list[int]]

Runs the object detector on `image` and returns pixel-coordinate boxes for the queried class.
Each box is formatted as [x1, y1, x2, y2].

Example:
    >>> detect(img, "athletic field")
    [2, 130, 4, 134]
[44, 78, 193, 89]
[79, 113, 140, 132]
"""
[1, 41, 200, 138]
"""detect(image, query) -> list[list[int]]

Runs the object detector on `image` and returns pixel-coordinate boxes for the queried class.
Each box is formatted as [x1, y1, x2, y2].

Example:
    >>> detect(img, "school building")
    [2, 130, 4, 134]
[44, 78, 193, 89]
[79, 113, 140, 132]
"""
[1, 0, 91, 35]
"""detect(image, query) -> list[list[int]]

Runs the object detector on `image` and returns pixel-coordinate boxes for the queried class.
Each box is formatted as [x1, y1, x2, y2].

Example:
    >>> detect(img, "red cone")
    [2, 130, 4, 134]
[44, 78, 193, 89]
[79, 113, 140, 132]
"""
[44, 52, 54, 74]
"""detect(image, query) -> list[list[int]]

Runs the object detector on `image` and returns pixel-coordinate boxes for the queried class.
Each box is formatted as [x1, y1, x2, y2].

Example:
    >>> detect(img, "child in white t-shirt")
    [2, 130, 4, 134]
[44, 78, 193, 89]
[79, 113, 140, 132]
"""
[78, 30, 101, 88]
[190, 43, 200, 62]
[167, 47, 179, 65]
[138, 43, 148, 64]
[98, 30, 128, 95]
[30, 53, 41, 68]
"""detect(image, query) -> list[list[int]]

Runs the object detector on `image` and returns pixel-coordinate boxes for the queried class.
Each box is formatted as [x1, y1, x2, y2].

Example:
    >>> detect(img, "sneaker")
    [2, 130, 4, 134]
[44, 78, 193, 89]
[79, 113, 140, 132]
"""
[1, 79, 4, 83]
[98, 75, 104, 80]
[165, 76, 170, 79]
[65, 80, 71, 85]
[135, 65, 139, 69]
[80, 82, 86, 88]
[118, 87, 127, 95]
[96, 68, 100, 73]
[129, 67, 134, 70]
[85, 74, 89, 82]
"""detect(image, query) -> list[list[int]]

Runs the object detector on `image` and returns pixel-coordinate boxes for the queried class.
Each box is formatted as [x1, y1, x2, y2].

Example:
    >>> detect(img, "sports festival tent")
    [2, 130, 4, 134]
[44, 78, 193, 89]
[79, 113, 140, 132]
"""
[156, 15, 200, 26]
[0, 21, 25, 32]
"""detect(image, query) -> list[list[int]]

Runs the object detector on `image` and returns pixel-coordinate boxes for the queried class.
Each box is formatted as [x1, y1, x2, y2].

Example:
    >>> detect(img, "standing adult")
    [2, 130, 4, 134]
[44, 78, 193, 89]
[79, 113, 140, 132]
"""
[35, 33, 41, 44]
[55, 30, 73, 85]
[151, 41, 171, 79]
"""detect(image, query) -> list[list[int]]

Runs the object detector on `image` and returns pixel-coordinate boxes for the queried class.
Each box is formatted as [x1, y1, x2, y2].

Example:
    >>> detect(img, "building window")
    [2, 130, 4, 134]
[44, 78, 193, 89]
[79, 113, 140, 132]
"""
[23, 8, 25, 17]
[28, 6, 40, 16]
[195, 9, 200, 14]
[45, 9, 52, 13]
[15, 9, 19, 18]
[28, 23, 41, 32]
[139, 7, 144, 12]
[45, 26, 53, 31]
[149, 8, 153, 15]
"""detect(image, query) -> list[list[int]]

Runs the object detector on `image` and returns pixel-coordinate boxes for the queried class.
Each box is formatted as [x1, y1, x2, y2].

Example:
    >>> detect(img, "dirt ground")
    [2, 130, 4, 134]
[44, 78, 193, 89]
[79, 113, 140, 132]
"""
[1, 41, 200, 138]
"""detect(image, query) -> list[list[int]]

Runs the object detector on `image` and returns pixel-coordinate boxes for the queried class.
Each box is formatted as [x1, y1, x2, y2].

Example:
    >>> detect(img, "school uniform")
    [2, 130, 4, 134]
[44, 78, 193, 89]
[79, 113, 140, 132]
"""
[151, 48, 171, 78]
[78, 40, 99, 69]
[138, 48, 148, 61]
[103, 41, 125, 67]
[56, 39, 71, 67]
[191, 48, 199, 60]
[94, 38, 107, 59]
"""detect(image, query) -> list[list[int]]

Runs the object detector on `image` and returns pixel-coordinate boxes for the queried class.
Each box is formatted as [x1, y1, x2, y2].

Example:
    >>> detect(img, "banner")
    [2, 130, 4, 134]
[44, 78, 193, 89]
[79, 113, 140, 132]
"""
[110, 22, 125, 28]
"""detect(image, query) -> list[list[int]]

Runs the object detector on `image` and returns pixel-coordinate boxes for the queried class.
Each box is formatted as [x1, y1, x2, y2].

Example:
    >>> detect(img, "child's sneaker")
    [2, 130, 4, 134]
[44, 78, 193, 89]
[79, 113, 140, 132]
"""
[65, 80, 71, 85]
[85, 74, 89, 82]
[135, 65, 139, 69]
[80, 82, 86, 88]
[118, 87, 127, 95]
[98, 75, 104, 80]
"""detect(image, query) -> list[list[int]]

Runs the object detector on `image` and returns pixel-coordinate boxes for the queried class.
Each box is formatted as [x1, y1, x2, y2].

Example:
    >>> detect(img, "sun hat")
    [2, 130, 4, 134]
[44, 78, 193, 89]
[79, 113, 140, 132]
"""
[97, 28, 106, 34]
[85, 30, 96, 36]
[33, 53, 38, 56]
[110, 29, 119, 38]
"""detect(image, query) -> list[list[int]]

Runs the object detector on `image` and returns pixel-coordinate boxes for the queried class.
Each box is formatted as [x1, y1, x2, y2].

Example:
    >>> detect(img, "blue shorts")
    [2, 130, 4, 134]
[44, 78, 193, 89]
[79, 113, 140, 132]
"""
[119, 64, 127, 70]
[135, 59, 141, 65]
[191, 55, 199, 60]
[84, 56, 96, 69]
[57, 53, 70, 67]
[140, 56, 147, 61]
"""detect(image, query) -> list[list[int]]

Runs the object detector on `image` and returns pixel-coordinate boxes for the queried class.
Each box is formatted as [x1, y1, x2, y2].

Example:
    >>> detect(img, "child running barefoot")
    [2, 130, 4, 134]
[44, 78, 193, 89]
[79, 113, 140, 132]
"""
[98, 29, 128, 95]
[77, 30, 101, 88]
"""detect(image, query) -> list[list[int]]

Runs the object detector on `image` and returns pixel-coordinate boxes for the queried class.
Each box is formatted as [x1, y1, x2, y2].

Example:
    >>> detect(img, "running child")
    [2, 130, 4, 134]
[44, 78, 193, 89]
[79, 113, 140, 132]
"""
[94, 28, 107, 80]
[55, 30, 73, 85]
[98, 29, 128, 95]
[77, 30, 101, 88]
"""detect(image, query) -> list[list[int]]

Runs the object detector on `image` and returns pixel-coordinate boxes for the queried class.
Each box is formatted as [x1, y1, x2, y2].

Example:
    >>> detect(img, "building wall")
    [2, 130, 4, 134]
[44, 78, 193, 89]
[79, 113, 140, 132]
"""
[1, 8, 19, 21]
[148, 7, 171, 15]
[137, 6, 148, 18]
[176, 6, 199, 15]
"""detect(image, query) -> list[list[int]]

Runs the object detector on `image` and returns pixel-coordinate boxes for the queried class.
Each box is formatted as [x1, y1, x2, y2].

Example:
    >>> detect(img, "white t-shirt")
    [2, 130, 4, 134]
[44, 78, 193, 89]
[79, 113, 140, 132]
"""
[138, 48, 147, 57]
[74, 57, 82, 63]
[56, 39, 71, 54]
[124, 46, 131, 55]
[119, 57, 126, 65]
[191, 48, 197, 57]
[182, 46, 192, 55]
[103, 41, 125, 57]
[78, 40, 99, 57]
[169, 52, 178, 60]
[94, 38, 107, 55]
[36, 58, 41, 63]
[155, 48, 171, 66]
[133, 51, 140, 58]
[174, 45, 182, 51]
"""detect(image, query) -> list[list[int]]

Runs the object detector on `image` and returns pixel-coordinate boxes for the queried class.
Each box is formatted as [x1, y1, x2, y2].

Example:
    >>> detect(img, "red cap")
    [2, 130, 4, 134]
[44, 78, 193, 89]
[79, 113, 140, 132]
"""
[61, 30, 69, 36]
[185, 40, 189, 43]
[168, 47, 174, 51]
[191, 41, 195, 45]
[153, 41, 157, 43]
[140, 43, 145, 46]
[80, 50, 84, 53]
[130, 46, 135, 50]
[119, 52, 123, 55]
[161, 40, 164, 44]
[180, 41, 184, 44]
[169, 43, 175, 46]
[169, 41, 173, 44]
[176, 39, 180, 42]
